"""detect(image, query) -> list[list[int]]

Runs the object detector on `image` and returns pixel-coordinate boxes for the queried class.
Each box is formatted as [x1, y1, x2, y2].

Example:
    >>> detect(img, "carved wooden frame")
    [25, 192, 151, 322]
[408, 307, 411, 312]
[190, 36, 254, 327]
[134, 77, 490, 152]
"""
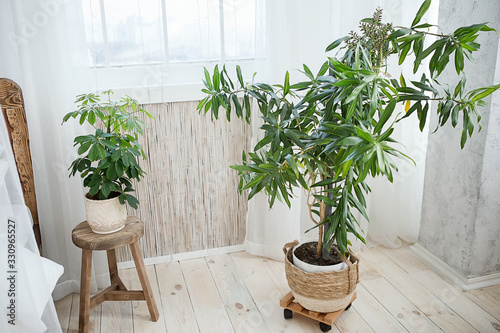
[0, 78, 42, 254]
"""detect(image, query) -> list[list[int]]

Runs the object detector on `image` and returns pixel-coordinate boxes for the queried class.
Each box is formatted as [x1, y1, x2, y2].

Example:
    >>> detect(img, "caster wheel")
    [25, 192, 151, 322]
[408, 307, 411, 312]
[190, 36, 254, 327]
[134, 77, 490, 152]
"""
[284, 308, 293, 319]
[319, 322, 332, 332]
[345, 303, 352, 311]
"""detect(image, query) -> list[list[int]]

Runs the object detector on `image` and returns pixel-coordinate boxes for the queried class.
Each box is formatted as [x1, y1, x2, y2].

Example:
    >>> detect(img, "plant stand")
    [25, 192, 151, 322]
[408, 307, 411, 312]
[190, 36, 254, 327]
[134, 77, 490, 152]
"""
[280, 291, 357, 332]
[72, 216, 159, 333]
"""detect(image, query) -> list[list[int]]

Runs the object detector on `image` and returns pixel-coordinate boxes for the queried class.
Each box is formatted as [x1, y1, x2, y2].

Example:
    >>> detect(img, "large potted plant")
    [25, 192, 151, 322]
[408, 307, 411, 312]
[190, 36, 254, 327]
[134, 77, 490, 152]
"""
[199, 0, 499, 314]
[62, 90, 152, 234]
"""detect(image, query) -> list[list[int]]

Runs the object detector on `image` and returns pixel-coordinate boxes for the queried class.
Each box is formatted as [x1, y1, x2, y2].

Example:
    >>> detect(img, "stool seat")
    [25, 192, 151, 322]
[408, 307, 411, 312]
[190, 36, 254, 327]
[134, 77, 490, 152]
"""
[72, 216, 144, 250]
[72, 215, 159, 333]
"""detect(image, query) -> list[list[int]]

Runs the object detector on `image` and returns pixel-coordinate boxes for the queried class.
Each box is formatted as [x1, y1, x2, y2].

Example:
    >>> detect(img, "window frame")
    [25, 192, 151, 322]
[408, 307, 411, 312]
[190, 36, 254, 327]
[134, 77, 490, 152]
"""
[83, 0, 265, 103]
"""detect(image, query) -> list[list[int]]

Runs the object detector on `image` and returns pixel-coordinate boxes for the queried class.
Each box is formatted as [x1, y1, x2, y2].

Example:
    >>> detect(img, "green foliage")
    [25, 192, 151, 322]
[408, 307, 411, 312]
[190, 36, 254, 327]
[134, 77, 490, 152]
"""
[198, 2, 499, 256]
[62, 90, 153, 208]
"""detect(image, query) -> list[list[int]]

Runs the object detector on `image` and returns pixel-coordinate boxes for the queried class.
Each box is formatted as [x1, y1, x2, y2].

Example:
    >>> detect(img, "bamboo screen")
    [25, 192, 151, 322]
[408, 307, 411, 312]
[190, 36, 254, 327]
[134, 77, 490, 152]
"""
[117, 101, 251, 262]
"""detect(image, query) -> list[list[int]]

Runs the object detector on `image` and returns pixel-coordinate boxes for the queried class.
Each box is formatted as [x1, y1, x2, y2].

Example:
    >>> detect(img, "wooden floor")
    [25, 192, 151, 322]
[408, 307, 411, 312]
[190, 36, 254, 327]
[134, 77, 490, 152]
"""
[55, 246, 500, 332]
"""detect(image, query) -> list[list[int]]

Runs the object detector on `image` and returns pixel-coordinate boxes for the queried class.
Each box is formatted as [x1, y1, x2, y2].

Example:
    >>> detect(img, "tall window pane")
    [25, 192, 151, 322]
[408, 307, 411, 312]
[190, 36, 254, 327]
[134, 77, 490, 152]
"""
[223, 0, 257, 60]
[166, 0, 221, 62]
[103, 0, 165, 66]
[82, 0, 105, 67]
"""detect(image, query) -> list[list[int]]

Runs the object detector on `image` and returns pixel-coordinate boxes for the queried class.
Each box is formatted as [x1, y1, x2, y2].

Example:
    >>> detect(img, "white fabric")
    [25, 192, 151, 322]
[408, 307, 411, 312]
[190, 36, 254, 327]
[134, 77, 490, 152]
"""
[245, 0, 436, 260]
[0, 114, 63, 332]
[0, 0, 111, 302]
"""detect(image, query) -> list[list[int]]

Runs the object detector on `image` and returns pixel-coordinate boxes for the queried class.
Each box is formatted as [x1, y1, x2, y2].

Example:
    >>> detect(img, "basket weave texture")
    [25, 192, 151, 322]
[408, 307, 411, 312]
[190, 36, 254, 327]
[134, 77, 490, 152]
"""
[284, 240, 359, 301]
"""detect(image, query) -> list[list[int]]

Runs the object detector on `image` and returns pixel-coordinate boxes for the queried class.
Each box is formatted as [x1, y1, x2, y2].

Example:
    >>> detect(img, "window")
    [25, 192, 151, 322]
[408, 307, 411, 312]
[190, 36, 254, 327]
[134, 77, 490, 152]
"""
[82, 0, 266, 68]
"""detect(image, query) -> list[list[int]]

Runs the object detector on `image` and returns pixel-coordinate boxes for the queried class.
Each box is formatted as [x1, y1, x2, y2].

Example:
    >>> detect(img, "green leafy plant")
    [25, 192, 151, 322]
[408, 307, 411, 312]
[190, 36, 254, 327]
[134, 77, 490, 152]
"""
[62, 90, 153, 208]
[198, 0, 499, 258]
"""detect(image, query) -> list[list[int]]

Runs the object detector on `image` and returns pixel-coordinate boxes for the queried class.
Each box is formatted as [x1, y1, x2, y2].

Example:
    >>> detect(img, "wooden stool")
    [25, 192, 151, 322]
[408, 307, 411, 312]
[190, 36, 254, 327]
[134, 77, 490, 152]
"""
[72, 216, 159, 333]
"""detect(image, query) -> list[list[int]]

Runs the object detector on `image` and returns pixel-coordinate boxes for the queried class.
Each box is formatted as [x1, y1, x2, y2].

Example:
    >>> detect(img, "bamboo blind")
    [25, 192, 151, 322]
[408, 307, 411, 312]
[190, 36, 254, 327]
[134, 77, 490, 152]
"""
[117, 101, 251, 262]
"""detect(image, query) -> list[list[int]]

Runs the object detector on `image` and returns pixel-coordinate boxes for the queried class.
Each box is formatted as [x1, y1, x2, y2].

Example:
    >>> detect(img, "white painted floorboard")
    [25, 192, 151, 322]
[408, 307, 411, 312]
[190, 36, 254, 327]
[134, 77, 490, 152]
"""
[56, 246, 500, 332]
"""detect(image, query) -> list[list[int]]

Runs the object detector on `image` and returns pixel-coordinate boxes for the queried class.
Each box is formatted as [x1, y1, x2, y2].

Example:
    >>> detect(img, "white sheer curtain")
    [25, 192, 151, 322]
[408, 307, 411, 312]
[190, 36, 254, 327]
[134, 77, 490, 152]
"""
[245, 0, 437, 260]
[0, 113, 63, 333]
[0, 0, 111, 302]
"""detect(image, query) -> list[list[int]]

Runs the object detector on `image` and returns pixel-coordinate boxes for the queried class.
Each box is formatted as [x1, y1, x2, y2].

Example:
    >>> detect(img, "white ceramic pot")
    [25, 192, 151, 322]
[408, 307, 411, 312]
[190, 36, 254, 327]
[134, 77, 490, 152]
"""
[292, 240, 348, 273]
[84, 194, 127, 234]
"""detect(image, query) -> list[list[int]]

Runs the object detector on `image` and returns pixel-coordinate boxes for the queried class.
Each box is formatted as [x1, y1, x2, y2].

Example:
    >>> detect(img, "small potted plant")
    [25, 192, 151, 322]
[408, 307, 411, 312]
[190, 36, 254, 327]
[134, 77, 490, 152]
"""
[62, 90, 153, 234]
[198, 0, 499, 315]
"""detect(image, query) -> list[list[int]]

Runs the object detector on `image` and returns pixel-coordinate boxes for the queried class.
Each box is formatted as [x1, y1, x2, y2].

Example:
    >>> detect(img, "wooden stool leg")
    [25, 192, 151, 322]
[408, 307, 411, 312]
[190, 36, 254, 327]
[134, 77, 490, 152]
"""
[106, 249, 127, 290]
[130, 241, 159, 322]
[79, 249, 92, 333]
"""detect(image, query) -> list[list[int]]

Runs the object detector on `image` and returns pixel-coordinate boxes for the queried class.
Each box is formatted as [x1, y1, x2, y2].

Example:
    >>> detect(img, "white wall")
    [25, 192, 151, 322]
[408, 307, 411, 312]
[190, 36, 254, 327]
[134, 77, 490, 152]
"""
[419, 0, 500, 278]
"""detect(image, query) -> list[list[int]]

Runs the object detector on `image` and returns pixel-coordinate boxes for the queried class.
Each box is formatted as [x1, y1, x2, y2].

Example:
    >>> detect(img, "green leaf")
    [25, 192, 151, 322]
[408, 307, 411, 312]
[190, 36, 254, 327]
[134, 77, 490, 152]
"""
[254, 83, 274, 91]
[397, 32, 424, 43]
[460, 129, 467, 148]
[244, 95, 251, 123]
[325, 36, 350, 52]
[284, 129, 305, 149]
[411, 80, 438, 95]
[74, 135, 92, 143]
[377, 127, 395, 143]
[400, 73, 406, 88]
[242, 174, 267, 190]
[111, 150, 121, 162]
[454, 23, 493, 38]
[88, 144, 99, 161]
[284, 155, 299, 177]
[389, 28, 412, 40]
[411, 0, 431, 27]
[101, 181, 111, 198]
[374, 100, 397, 134]
[355, 127, 375, 143]
[416, 38, 447, 63]
[346, 99, 357, 122]
[283, 71, 290, 96]
[115, 161, 124, 177]
[346, 82, 368, 103]
[97, 157, 111, 169]
[413, 23, 434, 29]
[204, 67, 213, 90]
[106, 164, 117, 179]
[254, 134, 274, 151]
[419, 102, 429, 131]
[471, 84, 500, 102]
[89, 184, 100, 197]
[332, 78, 361, 87]
[231, 94, 242, 119]
[302, 64, 314, 79]
[236, 65, 244, 88]
[77, 141, 92, 155]
[455, 46, 464, 74]
[375, 144, 386, 174]
[62, 112, 74, 123]
[213, 65, 220, 91]
[312, 178, 337, 187]
[96, 143, 107, 159]
[88, 111, 96, 125]
[101, 139, 116, 150]
[399, 43, 411, 65]
[125, 194, 139, 209]
[451, 104, 460, 127]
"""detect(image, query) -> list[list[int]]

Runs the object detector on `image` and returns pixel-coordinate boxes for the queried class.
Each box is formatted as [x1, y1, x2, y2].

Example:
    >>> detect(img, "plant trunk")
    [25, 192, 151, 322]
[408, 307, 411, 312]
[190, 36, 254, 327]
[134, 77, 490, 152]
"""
[316, 186, 327, 257]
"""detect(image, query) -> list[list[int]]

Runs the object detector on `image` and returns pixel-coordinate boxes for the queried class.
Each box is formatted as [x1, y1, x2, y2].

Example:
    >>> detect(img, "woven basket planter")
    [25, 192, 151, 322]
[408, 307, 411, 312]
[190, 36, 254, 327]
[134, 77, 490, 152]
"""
[283, 240, 360, 313]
